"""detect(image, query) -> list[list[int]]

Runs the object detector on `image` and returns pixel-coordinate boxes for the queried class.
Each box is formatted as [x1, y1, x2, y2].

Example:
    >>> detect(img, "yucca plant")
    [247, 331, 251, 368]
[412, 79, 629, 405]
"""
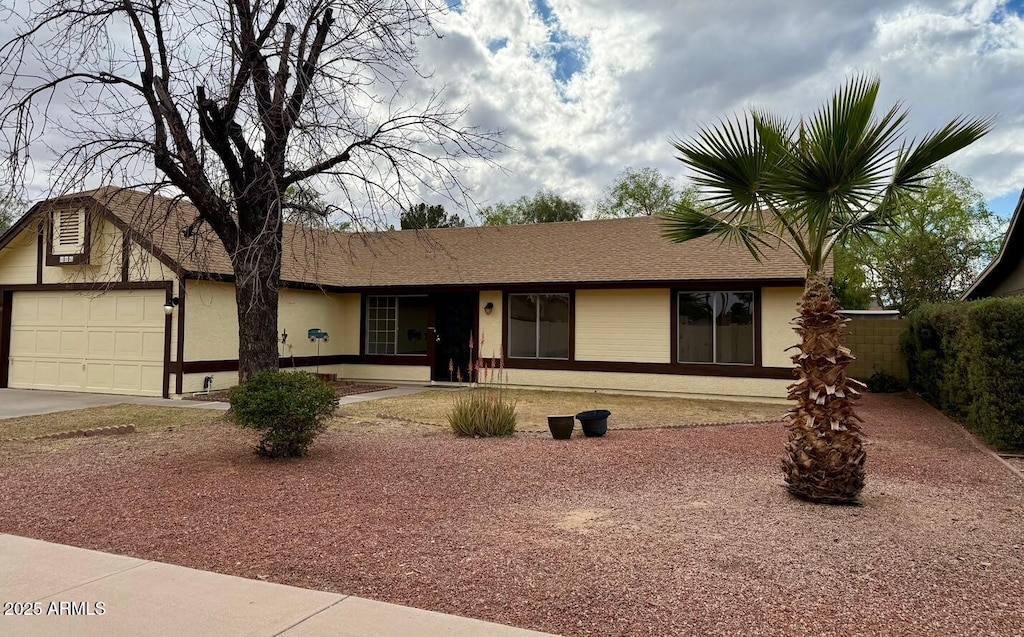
[448, 337, 518, 437]
[661, 76, 992, 504]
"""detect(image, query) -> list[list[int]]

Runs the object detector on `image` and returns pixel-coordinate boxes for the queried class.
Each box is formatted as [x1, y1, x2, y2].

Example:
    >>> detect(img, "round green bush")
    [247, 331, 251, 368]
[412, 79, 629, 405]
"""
[230, 371, 339, 458]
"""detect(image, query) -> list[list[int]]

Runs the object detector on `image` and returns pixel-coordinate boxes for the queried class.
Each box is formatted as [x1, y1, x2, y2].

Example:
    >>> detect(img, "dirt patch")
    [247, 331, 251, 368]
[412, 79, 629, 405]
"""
[0, 404, 223, 441]
[1, 394, 1021, 636]
[338, 388, 786, 433]
[185, 381, 398, 403]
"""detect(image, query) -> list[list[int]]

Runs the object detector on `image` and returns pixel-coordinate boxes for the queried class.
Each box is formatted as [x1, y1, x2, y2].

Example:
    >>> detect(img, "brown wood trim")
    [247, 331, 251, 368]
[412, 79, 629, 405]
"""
[0, 290, 12, 388]
[99, 205, 186, 279]
[503, 357, 794, 379]
[670, 288, 761, 366]
[163, 283, 173, 399]
[339, 278, 806, 295]
[182, 354, 397, 375]
[35, 228, 43, 285]
[0, 281, 170, 292]
[176, 278, 186, 394]
[120, 229, 129, 283]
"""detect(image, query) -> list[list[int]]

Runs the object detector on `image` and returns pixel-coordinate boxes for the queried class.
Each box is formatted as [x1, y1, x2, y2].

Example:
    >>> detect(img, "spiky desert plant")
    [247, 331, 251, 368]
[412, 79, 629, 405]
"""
[661, 76, 991, 504]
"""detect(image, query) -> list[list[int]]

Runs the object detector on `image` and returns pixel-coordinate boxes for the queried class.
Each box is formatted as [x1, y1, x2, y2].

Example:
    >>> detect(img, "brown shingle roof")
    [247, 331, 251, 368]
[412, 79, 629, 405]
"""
[44, 187, 813, 288]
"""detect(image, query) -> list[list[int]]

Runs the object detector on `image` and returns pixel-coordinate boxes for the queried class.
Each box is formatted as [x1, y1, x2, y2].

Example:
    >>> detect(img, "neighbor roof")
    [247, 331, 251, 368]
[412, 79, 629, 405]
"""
[962, 188, 1024, 300]
[4, 187, 815, 288]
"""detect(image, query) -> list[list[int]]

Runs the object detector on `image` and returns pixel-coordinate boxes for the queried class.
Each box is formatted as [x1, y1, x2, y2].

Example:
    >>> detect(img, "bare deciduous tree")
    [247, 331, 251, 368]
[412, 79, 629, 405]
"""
[0, 0, 500, 380]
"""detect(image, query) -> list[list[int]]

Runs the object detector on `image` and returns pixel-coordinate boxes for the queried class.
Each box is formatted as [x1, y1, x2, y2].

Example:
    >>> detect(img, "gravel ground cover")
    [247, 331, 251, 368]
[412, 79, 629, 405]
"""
[338, 388, 786, 432]
[0, 404, 222, 440]
[1, 393, 1021, 636]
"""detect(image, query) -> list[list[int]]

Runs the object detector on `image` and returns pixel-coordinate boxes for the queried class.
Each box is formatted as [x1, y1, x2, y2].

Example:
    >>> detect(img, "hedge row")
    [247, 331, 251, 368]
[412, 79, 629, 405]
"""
[902, 297, 1024, 450]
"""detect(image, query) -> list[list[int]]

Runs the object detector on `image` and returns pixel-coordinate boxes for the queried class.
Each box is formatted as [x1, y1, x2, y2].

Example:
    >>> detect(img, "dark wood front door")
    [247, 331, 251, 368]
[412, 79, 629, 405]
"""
[431, 292, 478, 382]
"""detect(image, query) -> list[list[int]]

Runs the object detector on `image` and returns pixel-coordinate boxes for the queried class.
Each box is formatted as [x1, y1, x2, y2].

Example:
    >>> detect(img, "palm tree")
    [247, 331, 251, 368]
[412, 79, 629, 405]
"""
[661, 76, 992, 504]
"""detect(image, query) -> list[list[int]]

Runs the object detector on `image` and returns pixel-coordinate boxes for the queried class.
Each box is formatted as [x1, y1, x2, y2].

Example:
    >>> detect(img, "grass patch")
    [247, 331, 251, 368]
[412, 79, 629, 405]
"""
[339, 389, 785, 433]
[0, 404, 225, 441]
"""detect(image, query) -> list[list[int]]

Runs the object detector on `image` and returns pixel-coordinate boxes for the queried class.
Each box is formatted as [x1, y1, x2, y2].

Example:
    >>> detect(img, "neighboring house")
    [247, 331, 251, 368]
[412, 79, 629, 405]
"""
[0, 188, 815, 399]
[963, 188, 1024, 300]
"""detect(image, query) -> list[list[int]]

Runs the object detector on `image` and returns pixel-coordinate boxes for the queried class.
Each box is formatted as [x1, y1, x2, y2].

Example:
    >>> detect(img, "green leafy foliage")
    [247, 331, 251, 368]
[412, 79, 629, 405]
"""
[596, 167, 697, 218]
[230, 371, 339, 458]
[832, 244, 873, 309]
[865, 369, 907, 393]
[447, 390, 518, 437]
[903, 299, 1024, 449]
[400, 203, 466, 229]
[841, 167, 1003, 315]
[481, 189, 583, 225]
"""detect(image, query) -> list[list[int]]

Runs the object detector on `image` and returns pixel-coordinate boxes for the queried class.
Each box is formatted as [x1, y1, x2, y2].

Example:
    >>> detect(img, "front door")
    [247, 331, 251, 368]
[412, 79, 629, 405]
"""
[431, 292, 478, 382]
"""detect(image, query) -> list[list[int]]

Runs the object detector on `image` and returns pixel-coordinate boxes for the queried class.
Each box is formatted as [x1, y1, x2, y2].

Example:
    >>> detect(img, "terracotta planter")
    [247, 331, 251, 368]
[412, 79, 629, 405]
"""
[576, 409, 611, 437]
[547, 415, 575, 440]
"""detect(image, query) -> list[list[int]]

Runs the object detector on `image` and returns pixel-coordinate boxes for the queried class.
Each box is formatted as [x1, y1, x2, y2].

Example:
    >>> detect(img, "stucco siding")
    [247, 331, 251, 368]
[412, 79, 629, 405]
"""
[129, 242, 176, 282]
[991, 259, 1024, 297]
[337, 293, 361, 355]
[478, 290, 503, 358]
[761, 287, 801, 368]
[339, 364, 430, 383]
[184, 281, 354, 362]
[42, 219, 121, 284]
[0, 231, 38, 284]
[499, 368, 789, 401]
[575, 289, 670, 363]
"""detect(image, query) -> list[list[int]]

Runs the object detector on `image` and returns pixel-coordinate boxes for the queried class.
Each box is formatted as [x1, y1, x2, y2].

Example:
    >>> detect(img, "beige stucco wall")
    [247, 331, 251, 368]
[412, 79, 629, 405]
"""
[184, 281, 355, 362]
[761, 287, 802, 368]
[498, 368, 789, 401]
[575, 289, 670, 363]
[339, 364, 430, 383]
[478, 290, 503, 358]
[0, 231, 38, 284]
[42, 218, 122, 284]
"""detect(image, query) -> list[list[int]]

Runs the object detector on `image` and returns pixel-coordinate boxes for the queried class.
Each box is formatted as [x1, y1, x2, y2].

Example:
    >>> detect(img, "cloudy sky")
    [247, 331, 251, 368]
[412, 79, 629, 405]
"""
[413, 0, 1024, 218]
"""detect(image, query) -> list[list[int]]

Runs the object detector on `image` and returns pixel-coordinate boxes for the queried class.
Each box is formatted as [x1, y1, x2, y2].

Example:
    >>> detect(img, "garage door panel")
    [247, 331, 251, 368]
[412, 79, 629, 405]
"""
[9, 290, 165, 397]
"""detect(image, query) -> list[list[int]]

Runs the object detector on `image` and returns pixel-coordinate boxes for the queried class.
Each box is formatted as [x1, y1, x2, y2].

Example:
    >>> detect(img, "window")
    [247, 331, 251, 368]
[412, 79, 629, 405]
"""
[508, 293, 570, 359]
[677, 291, 754, 365]
[365, 296, 429, 356]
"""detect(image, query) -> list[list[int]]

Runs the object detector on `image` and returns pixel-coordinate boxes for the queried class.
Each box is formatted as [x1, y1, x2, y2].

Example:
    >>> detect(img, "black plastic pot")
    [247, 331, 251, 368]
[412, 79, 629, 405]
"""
[576, 409, 611, 438]
[547, 415, 575, 440]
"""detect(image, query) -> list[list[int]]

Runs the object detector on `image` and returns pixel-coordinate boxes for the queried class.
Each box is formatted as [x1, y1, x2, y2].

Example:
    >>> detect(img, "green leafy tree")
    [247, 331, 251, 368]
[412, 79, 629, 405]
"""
[481, 189, 583, 225]
[832, 244, 873, 310]
[661, 76, 990, 504]
[853, 167, 1003, 314]
[0, 190, 25, 233]
[597, 166, 699, 218]
[400, 203, 466, 229]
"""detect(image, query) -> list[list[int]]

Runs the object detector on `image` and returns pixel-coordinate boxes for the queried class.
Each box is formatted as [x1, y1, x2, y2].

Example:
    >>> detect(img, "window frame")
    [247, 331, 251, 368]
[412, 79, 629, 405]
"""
[363, 294, 430, 357]
[505, 291, 573, 361]
[675, 289, 757, 366]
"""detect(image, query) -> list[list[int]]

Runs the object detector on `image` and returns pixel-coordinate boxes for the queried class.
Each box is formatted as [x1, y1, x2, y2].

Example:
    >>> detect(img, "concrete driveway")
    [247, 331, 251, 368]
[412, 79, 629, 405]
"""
[0, 389, 228, 420]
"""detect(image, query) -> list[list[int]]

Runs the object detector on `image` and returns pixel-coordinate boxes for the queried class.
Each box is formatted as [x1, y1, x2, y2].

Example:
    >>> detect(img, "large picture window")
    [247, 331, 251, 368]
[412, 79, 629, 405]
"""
[365, 295, 430, 356]
[677, 291, 754, 365]
[508, 293, 570, 359]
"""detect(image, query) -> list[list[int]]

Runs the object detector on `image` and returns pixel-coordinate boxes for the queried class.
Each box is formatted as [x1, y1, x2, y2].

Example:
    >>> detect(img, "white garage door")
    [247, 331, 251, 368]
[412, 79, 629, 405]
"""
[8, 290, 166, 396]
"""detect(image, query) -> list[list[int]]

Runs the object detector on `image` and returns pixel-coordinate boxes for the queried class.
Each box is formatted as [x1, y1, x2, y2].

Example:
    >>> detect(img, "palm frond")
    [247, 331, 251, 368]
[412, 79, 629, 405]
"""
[893, 115, 996, 189]
[660, 205, 774, 263]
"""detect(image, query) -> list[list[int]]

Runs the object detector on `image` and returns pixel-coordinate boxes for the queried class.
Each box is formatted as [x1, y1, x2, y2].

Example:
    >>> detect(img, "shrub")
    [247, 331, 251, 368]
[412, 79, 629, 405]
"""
[866, 369, 907, 393]
[230, 371, 339, 458]
[903, 298, 1024, 450]
[447, 389, 518, 437]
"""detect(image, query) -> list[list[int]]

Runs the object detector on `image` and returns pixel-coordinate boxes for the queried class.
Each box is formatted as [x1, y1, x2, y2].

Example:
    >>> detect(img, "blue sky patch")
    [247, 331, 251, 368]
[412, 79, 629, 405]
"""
[446, 0, 464, 14]
[488, 38, 509, 54]
[987, 191, 1021, 220]
[531, 0, 590, 86]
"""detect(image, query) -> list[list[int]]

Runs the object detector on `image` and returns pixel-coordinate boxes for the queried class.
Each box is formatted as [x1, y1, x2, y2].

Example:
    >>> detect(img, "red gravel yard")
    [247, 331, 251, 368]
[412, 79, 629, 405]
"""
[1, 394, 1022, 636]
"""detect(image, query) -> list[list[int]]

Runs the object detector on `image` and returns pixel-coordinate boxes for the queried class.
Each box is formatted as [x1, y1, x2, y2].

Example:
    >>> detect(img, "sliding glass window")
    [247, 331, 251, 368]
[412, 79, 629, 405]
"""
[677, 291, 754, 365]
[507, 293, 570, 359]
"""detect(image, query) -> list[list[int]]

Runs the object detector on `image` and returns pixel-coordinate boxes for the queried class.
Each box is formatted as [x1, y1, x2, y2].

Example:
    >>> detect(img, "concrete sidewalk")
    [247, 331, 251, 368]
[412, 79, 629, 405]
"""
[0, 534, 557, 637]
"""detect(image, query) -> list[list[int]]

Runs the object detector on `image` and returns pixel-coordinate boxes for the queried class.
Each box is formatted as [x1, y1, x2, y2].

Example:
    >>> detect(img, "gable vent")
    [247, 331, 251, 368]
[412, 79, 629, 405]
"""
[52, 208, 86, 256]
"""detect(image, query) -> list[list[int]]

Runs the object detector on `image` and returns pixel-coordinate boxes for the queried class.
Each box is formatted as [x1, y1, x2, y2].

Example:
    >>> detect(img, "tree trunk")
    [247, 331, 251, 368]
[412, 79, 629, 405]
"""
[232, 197, 283, 383]
[782, 272, 866, 504]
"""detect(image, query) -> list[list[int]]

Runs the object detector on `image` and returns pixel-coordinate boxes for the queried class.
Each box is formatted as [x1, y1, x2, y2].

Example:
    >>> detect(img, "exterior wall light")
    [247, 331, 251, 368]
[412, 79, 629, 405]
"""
[484, 301, 494, 315]
[163, 296, 179, 316]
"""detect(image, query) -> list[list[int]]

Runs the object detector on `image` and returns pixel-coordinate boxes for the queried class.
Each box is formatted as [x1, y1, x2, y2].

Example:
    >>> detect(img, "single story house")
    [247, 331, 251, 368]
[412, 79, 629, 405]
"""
[0, 187, 814, 400]
[963, 188, 1024, 299]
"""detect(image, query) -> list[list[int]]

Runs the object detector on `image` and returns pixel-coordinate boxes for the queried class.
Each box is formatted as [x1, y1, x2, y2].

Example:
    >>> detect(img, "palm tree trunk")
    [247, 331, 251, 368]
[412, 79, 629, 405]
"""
[782, 272, 866, 504]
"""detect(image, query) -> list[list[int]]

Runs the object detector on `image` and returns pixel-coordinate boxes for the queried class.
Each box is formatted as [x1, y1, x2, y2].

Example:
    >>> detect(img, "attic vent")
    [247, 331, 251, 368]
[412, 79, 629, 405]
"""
[52, 209, 86, 256]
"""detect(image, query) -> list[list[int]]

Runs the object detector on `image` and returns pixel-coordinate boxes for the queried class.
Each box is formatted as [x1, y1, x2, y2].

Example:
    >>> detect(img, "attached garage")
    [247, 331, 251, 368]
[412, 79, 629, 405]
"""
[7, 289, 167, 396]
